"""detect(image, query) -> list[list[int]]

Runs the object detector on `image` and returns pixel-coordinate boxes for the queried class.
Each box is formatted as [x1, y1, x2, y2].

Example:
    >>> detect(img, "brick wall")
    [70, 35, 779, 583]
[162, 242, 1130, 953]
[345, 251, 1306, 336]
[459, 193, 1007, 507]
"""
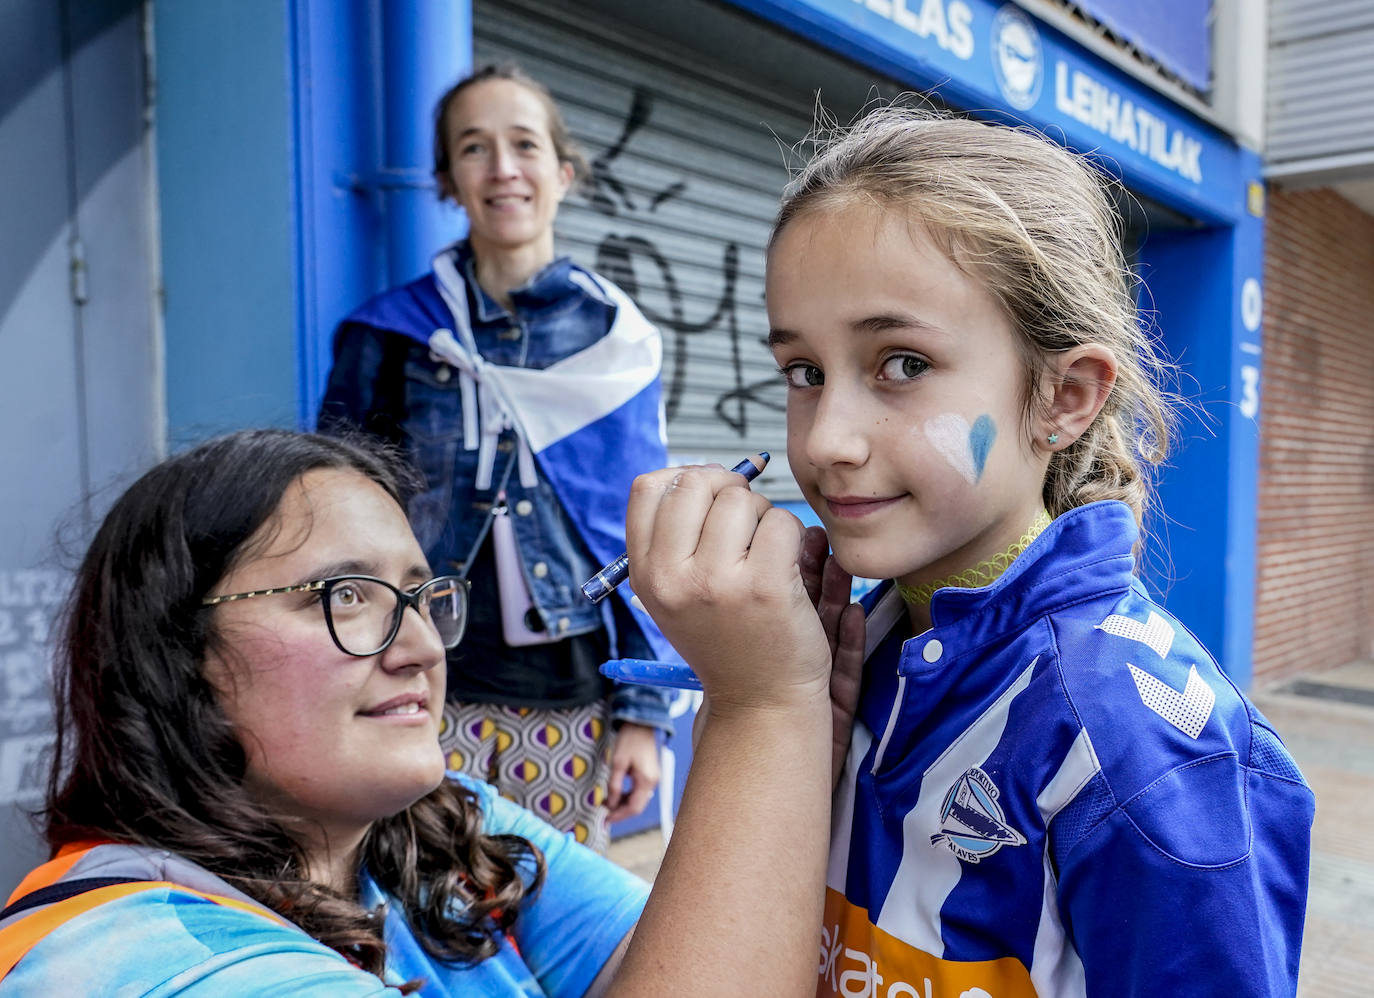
[1254, 188, 1374, 685]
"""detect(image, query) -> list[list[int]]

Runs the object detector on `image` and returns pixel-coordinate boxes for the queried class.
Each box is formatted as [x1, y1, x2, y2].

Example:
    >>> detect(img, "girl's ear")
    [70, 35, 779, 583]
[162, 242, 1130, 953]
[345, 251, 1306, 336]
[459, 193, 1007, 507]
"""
[1041, 344, 1117, 451]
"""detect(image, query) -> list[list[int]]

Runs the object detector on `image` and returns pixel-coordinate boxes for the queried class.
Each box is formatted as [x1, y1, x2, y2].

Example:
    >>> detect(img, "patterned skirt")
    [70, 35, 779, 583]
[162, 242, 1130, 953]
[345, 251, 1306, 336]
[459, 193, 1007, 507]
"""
[439, 698, 614, 853]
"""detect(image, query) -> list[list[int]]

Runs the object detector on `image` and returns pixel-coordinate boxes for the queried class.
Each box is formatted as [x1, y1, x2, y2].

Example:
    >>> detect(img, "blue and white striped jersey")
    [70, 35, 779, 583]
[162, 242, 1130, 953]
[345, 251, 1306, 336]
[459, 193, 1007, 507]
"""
[824, 501, 1312, 998]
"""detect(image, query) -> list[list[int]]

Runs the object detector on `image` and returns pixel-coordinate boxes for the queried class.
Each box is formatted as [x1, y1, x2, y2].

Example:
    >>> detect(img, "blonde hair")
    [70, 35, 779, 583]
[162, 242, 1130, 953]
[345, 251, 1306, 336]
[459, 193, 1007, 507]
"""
[771, 106, 1175, 527]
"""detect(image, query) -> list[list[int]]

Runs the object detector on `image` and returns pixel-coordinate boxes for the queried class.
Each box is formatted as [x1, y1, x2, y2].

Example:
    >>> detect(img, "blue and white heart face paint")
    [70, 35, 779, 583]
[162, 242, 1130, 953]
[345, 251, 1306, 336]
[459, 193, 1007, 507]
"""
[925, 413, 998, 484]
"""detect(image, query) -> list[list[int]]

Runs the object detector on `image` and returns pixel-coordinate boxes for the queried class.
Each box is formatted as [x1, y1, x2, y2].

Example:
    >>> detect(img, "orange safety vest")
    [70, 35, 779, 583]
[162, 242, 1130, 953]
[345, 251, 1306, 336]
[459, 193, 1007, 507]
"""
[0, 841, 284, 981]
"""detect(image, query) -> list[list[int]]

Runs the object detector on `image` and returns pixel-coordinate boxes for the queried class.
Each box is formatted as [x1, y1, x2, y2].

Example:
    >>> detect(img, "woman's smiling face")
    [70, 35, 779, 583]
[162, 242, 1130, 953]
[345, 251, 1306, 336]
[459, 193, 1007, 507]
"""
[204, 468, 448, 847]
[440, 78, 573, 263]
[766, 202, 1053, 590]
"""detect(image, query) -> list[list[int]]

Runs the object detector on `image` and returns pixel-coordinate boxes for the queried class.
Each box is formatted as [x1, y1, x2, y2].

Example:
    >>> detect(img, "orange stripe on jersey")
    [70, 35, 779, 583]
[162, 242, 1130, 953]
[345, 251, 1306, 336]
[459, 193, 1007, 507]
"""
[4, 841, 108, 907]
[1, 879, 287, 979]
[818, 888, 1037, 998]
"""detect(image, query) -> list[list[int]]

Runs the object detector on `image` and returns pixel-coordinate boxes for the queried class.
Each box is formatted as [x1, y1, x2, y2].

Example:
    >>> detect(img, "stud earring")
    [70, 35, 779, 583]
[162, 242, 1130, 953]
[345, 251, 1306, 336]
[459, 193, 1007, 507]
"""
[1047, 433, 1060, 445]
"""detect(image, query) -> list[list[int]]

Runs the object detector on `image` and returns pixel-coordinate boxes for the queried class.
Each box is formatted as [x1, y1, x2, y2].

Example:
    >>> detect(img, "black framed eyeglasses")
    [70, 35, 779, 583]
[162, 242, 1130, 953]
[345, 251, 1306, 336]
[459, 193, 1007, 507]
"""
[202, 575, 470, 657]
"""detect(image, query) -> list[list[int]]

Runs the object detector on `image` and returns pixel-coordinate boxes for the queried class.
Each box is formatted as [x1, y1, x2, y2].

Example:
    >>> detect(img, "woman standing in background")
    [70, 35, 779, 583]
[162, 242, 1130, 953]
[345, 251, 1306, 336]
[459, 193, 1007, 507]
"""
[320, 64, 671, 852]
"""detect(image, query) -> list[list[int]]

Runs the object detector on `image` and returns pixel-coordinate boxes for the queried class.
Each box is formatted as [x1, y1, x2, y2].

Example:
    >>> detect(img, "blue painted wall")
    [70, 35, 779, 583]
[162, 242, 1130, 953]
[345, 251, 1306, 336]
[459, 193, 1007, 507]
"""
[0, 0, 157, 902]
[291, 0, 388, 430]
[157, 0, 472, 439]
[292, 0, 472, 427]
[1139, 151, 1266, 687]
[155, 0, 299, 444]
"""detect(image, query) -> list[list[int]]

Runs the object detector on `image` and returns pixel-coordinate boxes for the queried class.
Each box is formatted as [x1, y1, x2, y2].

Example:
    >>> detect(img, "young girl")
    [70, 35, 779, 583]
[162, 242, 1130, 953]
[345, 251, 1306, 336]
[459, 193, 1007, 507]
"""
[761, 108, 1313, 996]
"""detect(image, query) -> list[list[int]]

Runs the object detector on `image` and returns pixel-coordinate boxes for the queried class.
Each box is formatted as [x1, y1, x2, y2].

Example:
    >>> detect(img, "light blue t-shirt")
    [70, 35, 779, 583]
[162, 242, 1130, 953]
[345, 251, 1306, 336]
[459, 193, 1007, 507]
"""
[3, 775, 648, 996]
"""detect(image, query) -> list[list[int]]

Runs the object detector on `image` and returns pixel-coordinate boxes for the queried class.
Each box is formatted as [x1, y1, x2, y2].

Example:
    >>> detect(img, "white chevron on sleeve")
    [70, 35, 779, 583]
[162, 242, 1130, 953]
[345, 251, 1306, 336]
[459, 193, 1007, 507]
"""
[1097, 610, 1175, 659]
[1128, 663, 1215, 738]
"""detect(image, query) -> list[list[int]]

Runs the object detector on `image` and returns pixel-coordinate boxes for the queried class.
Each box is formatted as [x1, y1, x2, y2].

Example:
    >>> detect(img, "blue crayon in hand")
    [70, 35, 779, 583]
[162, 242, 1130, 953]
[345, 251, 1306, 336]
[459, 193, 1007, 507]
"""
[580, 452, 770, 604]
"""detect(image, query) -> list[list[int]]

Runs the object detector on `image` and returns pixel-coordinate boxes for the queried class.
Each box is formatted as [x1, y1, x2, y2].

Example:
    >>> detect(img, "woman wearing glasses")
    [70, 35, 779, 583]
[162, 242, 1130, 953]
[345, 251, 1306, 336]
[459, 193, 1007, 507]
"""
[0, 429, 856, 996]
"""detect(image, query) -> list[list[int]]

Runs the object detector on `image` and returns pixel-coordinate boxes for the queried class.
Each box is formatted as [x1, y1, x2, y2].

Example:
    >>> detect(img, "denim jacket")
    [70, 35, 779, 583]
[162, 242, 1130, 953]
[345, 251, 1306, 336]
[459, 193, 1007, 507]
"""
[320, 242, 672, 731]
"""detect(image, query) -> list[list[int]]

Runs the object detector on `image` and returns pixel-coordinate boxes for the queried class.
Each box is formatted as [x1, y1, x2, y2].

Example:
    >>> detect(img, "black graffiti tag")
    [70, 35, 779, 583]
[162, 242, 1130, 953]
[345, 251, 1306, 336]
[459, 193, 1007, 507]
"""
[585, 87, 783, 433]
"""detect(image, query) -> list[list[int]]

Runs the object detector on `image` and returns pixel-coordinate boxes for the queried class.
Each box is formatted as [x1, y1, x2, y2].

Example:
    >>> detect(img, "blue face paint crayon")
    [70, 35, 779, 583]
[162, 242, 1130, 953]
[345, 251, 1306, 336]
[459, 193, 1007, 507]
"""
[600, 657, 704, 691]
[580, 452, 770, 604]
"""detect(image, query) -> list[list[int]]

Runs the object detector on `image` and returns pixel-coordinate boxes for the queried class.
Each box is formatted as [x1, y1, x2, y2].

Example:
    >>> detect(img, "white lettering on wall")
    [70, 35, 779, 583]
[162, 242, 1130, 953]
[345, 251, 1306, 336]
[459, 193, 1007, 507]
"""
[0, 569, 66, 804]
[859, 0, 975, 61]
[1053, 61, 1203, 183]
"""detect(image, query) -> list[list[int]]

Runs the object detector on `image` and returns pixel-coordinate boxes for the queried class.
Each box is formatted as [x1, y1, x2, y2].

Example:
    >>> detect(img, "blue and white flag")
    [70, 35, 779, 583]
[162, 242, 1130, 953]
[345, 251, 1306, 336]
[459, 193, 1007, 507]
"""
[350, 245, 678, 663]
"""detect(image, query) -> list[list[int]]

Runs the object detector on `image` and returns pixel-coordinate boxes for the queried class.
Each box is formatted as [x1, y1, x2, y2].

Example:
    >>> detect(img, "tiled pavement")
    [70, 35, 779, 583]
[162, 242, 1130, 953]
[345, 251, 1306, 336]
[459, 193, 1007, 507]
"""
[610, 660, 1374, 994]
[1253, 660, 1374, 997]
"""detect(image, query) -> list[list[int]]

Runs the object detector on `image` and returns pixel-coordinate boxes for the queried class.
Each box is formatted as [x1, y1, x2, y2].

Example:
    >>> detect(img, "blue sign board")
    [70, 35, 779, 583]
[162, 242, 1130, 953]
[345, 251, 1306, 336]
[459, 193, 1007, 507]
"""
[1074, 0, 1211, 93]
[726, 0, 1241, 224]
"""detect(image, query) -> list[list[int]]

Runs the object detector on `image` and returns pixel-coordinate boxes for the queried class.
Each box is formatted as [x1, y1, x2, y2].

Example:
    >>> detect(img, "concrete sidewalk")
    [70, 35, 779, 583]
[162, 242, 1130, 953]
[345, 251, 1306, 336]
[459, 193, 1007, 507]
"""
[1253, 660, 1374, 997]
[610, 661, 1374, 994]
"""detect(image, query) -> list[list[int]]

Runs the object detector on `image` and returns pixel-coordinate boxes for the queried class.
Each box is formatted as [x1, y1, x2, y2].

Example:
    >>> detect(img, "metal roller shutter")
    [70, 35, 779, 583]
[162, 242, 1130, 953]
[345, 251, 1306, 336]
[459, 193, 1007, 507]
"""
[1268, 0, 1374, 168]
[475, 0, 814, 500]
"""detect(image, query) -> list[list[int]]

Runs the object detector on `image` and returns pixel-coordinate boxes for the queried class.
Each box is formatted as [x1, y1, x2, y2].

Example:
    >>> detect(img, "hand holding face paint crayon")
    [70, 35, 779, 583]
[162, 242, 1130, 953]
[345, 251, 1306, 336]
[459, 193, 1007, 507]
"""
[582, 454, 770, 606]
[617, 457, 836, 712]
[594, 455, 767, 691]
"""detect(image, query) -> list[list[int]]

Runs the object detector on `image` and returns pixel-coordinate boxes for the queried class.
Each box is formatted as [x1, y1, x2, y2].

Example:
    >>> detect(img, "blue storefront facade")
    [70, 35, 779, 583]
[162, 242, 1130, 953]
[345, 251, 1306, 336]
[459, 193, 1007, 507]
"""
[0, 0, 1276, 896]
[228, 0, 1264, 679]
[144, 0, 1264, 838]
[233, 0, 1264, 679]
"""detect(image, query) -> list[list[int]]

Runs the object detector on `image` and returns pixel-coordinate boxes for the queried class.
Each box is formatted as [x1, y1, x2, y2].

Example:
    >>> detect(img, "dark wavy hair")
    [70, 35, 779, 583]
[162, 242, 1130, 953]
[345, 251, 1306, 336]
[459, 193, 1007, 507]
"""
[43, 429, 543, 982]
[431, 61, 589, 202]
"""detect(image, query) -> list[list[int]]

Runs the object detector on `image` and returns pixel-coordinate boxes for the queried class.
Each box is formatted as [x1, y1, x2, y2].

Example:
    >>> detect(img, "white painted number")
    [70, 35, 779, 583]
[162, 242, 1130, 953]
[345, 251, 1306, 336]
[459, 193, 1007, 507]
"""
[1240, 364, 1260, 420]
